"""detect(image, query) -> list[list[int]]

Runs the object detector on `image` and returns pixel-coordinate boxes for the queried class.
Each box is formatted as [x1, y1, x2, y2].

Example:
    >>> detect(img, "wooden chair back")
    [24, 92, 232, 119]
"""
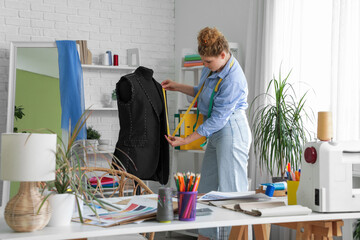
[80, 167, 155, 240]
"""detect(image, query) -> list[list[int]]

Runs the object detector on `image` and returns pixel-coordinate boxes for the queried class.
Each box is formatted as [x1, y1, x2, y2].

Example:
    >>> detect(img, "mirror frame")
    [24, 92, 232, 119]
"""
[2, 41, 57, 212]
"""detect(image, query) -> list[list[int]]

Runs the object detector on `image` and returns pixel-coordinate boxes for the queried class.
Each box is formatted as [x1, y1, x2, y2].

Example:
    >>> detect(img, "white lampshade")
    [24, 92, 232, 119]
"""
[0, 133, 56, 181]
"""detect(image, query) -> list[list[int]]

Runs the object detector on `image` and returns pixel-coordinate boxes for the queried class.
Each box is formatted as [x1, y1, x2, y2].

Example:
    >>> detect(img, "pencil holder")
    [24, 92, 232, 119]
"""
[287, 180, 300, 205]
[178, 191, 197, 221]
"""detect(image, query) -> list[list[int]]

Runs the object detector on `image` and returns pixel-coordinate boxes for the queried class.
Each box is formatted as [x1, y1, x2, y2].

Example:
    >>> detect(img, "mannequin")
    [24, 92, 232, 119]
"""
[112, 66, 169, 185]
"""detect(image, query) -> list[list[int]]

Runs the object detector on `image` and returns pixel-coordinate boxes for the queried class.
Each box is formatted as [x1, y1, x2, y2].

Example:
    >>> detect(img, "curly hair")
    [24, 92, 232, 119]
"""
[197, 27, 229, 57]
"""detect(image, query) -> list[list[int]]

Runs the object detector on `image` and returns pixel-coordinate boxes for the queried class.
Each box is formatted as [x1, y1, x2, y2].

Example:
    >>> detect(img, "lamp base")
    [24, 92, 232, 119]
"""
[4, 182, 51, 232]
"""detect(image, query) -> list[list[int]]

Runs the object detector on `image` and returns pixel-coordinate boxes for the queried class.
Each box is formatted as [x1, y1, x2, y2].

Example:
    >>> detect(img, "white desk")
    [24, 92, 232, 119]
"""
[0, 203, 360, 240]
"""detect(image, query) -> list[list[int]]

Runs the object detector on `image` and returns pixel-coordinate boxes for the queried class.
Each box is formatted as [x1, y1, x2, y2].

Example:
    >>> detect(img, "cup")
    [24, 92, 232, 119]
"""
[287, 180, 300, 205]
[178, 191, 197, 221]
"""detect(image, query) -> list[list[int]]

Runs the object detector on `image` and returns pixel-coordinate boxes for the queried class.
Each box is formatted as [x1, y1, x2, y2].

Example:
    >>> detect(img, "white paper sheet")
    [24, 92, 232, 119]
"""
[198, 191, 270, 201]
[252, 205, 312, 217]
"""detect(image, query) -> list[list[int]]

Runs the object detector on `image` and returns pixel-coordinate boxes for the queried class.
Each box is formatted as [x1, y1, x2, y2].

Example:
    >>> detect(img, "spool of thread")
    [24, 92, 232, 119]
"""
[113, 54, 119, 66]
[265, 185, 275, 197]
[106, 51, 112, 65]
[156, 187, 174, 223]
[317, 111, 333, 141]
[102, 53, 109, 66]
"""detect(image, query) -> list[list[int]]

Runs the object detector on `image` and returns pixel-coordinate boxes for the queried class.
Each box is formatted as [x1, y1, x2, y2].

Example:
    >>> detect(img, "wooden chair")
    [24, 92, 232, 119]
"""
[78, 167, 155, 240]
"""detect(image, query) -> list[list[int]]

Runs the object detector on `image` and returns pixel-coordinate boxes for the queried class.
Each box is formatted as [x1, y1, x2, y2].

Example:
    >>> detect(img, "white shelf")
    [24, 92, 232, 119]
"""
[87, 107, 117, 111]
[82, 64, 136, 70]
[181, 66, 203, 71]
[87, 150, 113, 155]
[178, 107, 197, 112]
[175, 149, 205, 153]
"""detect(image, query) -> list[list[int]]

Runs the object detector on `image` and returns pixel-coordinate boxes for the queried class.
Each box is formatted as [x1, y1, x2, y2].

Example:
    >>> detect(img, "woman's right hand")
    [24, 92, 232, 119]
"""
[161, 79, 178, 91]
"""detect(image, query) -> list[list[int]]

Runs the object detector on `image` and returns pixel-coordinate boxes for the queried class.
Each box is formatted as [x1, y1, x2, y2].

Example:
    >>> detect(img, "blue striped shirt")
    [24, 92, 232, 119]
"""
[194, 55, 248, 137]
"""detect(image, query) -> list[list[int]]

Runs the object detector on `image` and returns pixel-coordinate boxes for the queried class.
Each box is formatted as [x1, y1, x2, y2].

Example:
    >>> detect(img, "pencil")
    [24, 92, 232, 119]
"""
[187, 173, 194, 191]
[192, 174, 201, 192]
[174, 174, 180, 191]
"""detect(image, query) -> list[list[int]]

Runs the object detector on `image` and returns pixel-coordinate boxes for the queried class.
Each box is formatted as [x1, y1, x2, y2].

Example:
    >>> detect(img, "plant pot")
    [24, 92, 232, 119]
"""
[98, 139, 110, 145]
[85, 139, 98, 152]
[47, 193, 75, 227]
[272, 177, 287, 183]
[111, 100, 117, 108]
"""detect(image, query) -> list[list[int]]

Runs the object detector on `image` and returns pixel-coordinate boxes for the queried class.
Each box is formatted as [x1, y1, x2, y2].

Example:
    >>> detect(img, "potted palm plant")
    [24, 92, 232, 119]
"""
[250, 70, 312, 179]
[40, 110, 121, 226]
[86, 126, 101, 152]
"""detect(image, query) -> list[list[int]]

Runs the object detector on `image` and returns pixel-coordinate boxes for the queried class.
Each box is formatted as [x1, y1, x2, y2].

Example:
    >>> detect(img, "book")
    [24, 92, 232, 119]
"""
[76, 40, 92, 64]
[88, 176, 119, 188]
[184, 54, 201, 61]
[183, 62, 203, 67]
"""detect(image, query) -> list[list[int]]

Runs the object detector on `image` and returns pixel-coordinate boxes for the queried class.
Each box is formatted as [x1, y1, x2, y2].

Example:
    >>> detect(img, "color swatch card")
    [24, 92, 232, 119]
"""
[72, 196, 157, 227]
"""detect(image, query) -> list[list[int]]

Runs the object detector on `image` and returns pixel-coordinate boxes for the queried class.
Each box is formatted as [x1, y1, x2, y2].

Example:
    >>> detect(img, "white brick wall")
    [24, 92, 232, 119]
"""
[0, 0, 176, 195]
[0, 0, 176, 136]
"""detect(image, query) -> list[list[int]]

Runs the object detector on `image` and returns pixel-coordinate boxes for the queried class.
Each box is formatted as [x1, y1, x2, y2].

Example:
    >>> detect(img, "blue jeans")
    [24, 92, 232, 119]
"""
[198, 109, 252, 240]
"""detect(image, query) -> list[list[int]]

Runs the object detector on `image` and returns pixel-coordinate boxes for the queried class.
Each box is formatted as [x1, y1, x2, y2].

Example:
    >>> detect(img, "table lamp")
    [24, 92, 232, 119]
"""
[0, 133, 56, 232]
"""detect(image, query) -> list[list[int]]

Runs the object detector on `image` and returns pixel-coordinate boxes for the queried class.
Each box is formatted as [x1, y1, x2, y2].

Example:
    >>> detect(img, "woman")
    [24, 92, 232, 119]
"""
[162, 27, 251, 239]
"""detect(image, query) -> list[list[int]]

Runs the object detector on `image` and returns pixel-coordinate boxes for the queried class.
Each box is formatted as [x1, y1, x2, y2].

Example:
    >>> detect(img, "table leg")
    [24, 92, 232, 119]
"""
[253, 224, 271, 240]
[332, 220, 344, 236]
[295, 222, 313, 240]
[276, 220, 343, 240]
[229, 225, 248, 240]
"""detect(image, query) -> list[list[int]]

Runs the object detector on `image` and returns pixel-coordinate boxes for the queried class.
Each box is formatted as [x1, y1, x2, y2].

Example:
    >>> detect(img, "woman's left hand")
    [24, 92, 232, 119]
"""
[165, 135, 187, 147]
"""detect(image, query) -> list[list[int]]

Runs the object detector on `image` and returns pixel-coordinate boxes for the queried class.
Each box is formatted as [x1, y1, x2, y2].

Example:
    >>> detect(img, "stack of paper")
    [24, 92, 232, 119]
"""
[200, 191, 312, 217]
[73, 196, 158, 227]
[198, 191, 270, 202]
[225, 201, 311, 217]
[251, 205, 312, 217]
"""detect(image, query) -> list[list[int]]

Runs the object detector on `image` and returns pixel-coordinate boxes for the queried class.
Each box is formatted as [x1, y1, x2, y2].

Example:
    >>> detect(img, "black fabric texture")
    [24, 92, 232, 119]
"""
[112, 66, 169, 185]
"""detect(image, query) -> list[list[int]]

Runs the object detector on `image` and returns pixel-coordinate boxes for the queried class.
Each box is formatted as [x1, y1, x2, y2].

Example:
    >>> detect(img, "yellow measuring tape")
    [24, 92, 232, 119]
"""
[164, 58, 235, 137]
[162, 88, 170, 136]
[171, 84, 205, 137]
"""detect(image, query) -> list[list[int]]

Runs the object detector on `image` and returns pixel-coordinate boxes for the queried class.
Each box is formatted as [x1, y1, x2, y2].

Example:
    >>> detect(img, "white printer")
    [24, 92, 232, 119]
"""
[297, 141, 360, 212]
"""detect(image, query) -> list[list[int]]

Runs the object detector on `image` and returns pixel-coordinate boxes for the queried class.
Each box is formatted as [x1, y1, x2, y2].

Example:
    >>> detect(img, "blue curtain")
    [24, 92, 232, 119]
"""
[56, 40, 86, 140]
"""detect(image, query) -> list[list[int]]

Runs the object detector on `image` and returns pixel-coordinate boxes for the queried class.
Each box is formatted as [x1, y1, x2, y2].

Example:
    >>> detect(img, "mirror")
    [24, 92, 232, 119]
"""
[1, 42, 60, 211]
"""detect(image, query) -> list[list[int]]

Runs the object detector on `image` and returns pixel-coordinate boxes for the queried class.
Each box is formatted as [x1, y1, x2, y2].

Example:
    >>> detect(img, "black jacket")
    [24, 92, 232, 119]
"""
[112, 66, 169, 185]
